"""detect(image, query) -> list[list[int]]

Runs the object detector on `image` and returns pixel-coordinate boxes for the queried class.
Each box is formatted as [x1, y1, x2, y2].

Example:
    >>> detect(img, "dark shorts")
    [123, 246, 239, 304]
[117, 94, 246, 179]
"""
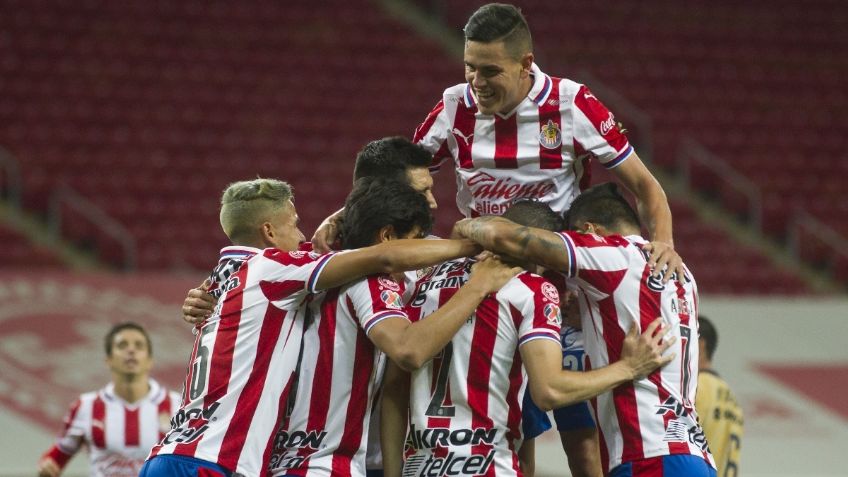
[610, 455, 716, 477]
[140, 455, 232, 477]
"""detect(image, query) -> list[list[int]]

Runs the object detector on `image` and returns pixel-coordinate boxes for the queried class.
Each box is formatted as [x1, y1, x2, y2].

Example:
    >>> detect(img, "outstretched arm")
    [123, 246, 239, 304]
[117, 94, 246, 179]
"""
[369, 256, 521, 371]
[453, 217, 571, 275]
[314, 238, 480, 291]
[521, 318, 675, 411]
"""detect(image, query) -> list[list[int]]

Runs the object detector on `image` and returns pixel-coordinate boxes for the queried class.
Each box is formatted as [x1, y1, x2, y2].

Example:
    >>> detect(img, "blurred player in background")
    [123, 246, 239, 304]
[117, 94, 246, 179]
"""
[37, 322, 180, 477]
[696, 316, 743, 477]
[453, 183, 716, 476]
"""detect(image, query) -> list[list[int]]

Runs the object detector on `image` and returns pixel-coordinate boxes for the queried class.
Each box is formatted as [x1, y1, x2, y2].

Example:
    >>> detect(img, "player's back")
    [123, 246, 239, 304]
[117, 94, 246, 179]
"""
[150, 245, 334, 477]
[269, 273, 407, 477]
[404, 258, 560, 477]
[557, 231, 713, 471]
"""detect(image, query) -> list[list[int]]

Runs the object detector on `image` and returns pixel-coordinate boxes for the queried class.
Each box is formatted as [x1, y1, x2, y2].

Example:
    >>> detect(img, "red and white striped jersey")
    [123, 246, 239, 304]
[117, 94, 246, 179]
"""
[403, 258, 561, 477]
[149, 245, 336, 477]
[555, 231, 715, 472]
[413, 63, 632, 218]
[50, 380, 179, 477]
[269, 274, 407, 477]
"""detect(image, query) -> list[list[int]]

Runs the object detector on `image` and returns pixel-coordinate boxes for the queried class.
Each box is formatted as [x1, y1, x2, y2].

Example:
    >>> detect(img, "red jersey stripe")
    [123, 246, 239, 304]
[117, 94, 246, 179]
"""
[124, 407, 140, 447]
[493, 115, 518, 169]
[91, 395, 106, 449]
[218, 303, 289, 471]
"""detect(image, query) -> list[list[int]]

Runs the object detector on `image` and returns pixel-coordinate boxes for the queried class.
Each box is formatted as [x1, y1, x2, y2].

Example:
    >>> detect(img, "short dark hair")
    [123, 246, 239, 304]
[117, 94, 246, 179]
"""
[340, 177, 433, 249]
[463, 3, 533, 59]
[353, 137, 433, 183]
[698, 315, 718, 360]
[564, 182, 641, 232]
[502, 199, 563, 231]
[104, 322, 152, 357]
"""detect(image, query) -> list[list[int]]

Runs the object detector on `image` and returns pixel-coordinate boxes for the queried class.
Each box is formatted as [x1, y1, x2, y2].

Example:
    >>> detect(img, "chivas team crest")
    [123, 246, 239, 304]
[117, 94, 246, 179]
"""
[539, 120, 562, 149]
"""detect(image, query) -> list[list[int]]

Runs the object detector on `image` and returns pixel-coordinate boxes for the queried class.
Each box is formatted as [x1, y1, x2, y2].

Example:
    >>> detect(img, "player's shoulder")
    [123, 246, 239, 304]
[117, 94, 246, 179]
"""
[507, 271, 561, 303]
[260, 247, 329, 266]
[443, 82, 468, 99]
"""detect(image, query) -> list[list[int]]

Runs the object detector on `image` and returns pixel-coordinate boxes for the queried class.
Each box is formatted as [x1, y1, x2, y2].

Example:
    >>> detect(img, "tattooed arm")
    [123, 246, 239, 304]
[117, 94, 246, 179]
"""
[452, 217, 572, 274]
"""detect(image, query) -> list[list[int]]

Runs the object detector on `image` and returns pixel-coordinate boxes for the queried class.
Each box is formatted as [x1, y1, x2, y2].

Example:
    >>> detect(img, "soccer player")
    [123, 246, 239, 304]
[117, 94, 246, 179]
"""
[381, 200, 675, 477]
[266, 178, 520, 477]
[695, 316, 743, 477]
[37, 322, 180, 477]
[411, 3, 682, 281]
[452, 183, 716, 476]
[142, 178, 481, 477]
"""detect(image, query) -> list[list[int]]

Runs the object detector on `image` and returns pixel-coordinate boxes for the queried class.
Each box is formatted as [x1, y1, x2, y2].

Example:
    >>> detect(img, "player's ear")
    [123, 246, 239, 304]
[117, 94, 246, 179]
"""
[378, 225, 397, 243]
[261, 222, 274, 239]
[520, 52, 534, 76]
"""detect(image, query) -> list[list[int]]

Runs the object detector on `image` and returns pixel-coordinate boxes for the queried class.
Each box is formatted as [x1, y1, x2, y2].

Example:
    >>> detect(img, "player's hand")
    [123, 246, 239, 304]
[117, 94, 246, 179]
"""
[37, 457, 61, 477]
[311, 209, 344, 254]
[467, 254, 523, 294]
[561, 290, 581, 329]
[181, 280, 217, 325]
[621, 318, 676, 380]
[642, 241, 686, 284]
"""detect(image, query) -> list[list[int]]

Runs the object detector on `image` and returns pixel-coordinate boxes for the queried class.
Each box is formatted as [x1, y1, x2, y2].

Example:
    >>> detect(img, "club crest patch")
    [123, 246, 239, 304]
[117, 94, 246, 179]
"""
[378, 276, 400, 291]
[541, 282, 560, 303]
[539, 120, 562, 149]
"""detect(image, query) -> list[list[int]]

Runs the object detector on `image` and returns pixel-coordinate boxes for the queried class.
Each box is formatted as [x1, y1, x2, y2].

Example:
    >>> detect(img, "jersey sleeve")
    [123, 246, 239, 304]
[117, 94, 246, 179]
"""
[555, 232, 631, 292]
[43, 397, 86, 466]
[571, 85, 633, 169]
[515, 274, 562, 346]
[413, 97, 454, 172]
[345, 274, 410, 335]
[260, 248, 337, 296]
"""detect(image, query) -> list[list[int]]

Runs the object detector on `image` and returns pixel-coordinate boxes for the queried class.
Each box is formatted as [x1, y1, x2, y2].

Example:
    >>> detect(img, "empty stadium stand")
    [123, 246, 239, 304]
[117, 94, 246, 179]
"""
[1, 0, 841, 293]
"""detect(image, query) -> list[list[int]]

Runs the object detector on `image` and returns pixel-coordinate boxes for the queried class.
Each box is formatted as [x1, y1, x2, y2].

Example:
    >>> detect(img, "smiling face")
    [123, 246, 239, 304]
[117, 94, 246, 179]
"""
[464, 40, 533, 115]
[106, 328, 153, 378]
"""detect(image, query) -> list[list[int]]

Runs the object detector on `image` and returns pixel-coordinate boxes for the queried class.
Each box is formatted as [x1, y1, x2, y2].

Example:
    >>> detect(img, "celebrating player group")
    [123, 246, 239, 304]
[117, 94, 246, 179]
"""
[38, 4, 723, 477]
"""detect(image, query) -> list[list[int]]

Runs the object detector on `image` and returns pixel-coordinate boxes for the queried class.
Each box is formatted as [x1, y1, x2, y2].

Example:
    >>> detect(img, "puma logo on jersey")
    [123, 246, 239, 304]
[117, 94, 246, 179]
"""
[583, 90, 597, 101]
[451, 128, 474, 146]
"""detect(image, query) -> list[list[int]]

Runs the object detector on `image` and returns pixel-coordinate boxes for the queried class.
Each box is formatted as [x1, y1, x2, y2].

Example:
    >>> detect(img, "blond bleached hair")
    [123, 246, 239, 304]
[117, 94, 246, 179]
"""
[219, 178, 293, 243]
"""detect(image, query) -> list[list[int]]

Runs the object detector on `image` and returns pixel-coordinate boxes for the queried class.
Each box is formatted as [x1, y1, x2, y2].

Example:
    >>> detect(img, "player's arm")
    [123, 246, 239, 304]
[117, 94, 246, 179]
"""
[369, 256, 521, 371]
[381, 360, 410, 477]
[38, 441, 78, 477]
[453, 217, 571, 274]
[521, 318, 675, 411]
[610, 152, 683, 282]
[38, 406, 85, 477]
[314, 238, 480, 291]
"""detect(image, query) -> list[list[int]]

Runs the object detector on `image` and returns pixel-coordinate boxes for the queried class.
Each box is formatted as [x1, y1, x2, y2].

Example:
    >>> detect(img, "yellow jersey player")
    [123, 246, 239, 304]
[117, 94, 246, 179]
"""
[696, 316, 743, 477]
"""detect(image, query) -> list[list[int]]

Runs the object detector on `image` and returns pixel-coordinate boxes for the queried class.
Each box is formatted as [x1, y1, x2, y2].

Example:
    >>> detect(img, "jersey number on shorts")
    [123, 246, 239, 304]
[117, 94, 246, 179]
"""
[426, 343, 456, 417]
